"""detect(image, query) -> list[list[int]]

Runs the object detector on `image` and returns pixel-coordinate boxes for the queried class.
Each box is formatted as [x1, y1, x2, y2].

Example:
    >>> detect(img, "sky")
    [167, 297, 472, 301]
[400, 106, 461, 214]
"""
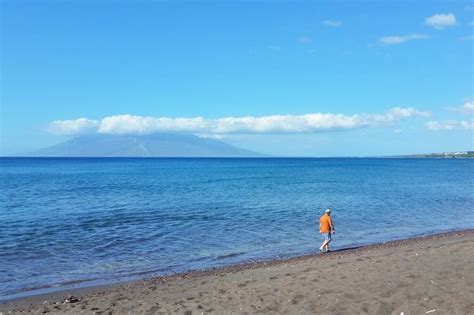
[1, 0, 473, 156]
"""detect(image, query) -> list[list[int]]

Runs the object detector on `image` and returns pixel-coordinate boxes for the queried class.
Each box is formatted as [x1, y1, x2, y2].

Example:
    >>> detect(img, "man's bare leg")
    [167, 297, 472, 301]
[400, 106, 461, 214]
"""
[320, 240, 329, 252]
[324, 242, 330, 252]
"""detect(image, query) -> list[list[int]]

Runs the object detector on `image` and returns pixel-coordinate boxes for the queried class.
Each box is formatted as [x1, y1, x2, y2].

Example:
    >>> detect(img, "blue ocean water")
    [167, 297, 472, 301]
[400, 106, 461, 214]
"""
[0, 157, 473, 300]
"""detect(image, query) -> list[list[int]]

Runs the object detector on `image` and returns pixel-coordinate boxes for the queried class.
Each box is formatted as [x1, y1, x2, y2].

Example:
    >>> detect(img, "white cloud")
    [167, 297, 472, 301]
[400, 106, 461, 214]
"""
[449, 100, 474, 115]
[47, 108, 430, 136]
[431, 100, 474, 130]
[322, 20, 342, 27]
[463, 100, 474, 112]
[47, 118, 99, 135]
[196, 134, 226, 140]
[426, 120, 474, 131]
[425, 13, 456, 29]
[379, 34, 429, 45]
[98, 115, 207, 134]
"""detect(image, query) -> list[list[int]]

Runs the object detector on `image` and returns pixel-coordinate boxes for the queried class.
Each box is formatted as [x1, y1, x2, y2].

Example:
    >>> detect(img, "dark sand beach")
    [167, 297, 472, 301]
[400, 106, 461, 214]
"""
[1, 230, 473, 314]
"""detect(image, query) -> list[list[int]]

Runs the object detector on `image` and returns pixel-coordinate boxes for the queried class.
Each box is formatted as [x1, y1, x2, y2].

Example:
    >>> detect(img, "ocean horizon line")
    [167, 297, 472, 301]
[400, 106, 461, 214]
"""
[2, 153, 473, 159]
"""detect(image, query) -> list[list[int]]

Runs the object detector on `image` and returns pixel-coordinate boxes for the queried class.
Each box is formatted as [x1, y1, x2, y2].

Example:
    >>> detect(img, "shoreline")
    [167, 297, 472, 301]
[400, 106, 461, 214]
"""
[2, 228, 471, 303]
[1, 229, 470, 303]
[2, 229, 473, 313]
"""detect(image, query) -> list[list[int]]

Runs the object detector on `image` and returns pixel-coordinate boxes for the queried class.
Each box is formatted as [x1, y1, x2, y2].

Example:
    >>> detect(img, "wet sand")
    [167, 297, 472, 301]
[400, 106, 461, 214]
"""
[1, 230, 473, 314]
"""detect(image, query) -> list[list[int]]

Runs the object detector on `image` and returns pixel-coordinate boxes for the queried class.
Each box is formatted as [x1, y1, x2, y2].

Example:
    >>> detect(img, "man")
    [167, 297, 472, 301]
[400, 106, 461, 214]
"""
[319, 208, 335, 253]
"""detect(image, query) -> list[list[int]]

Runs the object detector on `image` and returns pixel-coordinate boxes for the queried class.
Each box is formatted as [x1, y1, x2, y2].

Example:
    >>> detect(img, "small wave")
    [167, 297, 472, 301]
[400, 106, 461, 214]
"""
[215, 252, 245, 260]
[90, 239, 118, 251]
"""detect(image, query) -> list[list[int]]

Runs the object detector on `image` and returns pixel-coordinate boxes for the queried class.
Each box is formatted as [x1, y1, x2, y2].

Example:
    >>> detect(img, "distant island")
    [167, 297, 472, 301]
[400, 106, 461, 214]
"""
[395, 151, 474, 158]
[22, 134, 265, 157]
[13, 136, 473, 158]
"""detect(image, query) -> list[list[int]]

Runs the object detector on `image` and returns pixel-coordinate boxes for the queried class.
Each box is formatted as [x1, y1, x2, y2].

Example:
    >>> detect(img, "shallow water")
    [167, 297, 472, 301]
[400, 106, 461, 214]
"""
[1, 157, 473, 300]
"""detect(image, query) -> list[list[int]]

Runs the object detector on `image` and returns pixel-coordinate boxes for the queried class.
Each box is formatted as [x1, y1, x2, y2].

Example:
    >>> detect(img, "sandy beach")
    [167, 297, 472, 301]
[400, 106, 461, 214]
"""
[1, 230, 473, 314]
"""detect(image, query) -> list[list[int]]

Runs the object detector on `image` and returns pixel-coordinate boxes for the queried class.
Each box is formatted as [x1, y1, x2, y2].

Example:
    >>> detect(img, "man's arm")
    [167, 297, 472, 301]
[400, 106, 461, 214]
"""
[330, 218, 335, 233]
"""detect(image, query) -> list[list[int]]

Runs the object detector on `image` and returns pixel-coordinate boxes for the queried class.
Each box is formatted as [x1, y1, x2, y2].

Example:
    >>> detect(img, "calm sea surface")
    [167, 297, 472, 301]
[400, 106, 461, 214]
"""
[1, 158, 473, 300]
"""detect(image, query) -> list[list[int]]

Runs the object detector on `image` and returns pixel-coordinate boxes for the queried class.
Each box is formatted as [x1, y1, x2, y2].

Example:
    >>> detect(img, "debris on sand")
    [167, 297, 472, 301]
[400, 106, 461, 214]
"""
[63, 295, 81, 303]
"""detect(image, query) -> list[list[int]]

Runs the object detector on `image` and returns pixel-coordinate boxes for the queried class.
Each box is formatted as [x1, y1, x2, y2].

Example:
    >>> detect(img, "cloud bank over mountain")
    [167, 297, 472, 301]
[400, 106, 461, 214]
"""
[47, 108, 430, 136]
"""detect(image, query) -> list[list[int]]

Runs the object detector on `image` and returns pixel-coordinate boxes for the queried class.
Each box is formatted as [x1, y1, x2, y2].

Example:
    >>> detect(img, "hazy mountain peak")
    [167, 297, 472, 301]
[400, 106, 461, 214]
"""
[25, 133, 264, 157]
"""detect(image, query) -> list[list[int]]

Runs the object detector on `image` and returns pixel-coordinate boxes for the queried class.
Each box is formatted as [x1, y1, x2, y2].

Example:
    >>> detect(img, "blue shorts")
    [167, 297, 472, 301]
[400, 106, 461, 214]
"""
[322, 233, 332, 241]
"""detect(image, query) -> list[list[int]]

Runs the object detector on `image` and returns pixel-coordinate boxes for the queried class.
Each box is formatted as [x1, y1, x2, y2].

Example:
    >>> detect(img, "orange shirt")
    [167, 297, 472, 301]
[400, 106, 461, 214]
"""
[319, 214, 333, 233]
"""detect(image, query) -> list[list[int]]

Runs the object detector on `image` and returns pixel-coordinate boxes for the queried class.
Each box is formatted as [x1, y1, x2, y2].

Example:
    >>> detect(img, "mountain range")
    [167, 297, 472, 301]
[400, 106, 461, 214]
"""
[24, 134, 264, 157]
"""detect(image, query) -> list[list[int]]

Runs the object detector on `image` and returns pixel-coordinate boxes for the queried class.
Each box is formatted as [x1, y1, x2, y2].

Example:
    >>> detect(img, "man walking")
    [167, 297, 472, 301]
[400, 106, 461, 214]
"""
[319, 208, 335, 253]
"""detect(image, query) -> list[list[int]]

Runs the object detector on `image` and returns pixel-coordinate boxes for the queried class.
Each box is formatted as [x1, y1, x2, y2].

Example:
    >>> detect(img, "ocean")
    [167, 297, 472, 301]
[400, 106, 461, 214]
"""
[1, 157, 473, 301]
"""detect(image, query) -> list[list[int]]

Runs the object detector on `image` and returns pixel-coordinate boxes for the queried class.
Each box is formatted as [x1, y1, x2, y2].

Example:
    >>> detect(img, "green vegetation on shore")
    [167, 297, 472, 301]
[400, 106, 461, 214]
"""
[397, 151, 474, 158]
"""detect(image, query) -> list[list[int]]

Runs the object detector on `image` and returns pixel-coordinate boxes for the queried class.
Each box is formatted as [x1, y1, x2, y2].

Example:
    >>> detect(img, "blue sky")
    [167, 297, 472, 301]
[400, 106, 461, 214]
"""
[1, 0, 473, 156]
